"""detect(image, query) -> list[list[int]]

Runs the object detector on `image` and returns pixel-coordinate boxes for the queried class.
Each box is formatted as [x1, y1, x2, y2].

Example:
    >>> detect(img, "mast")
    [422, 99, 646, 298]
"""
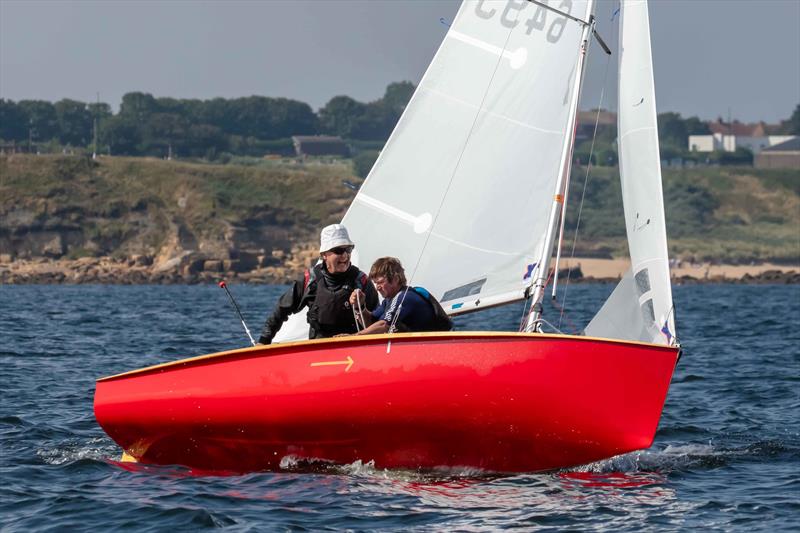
[92, 92, 99, 160]
[524, 0, 596, 332]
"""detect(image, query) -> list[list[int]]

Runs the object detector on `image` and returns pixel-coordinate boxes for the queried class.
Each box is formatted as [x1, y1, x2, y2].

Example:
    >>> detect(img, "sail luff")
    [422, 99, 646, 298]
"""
[525, 0, 595, 332]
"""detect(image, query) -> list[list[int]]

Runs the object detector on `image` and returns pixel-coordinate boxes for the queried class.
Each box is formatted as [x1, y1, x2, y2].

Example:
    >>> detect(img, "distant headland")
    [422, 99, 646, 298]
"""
[1, 154, 797, 285]
[2, 86, 798, 284]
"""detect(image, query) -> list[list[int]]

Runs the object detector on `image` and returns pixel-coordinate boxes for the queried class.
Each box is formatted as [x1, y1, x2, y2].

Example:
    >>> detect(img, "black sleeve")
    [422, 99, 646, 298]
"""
[259, 276, 306, 344]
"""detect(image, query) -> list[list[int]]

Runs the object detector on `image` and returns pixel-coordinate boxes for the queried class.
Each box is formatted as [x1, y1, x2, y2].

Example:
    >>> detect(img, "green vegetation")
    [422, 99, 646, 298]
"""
[1, 155, 797, 264]
[0, 82, 415, 160]
[3, 86, 796, 173]
[565, 165, 799, 263]
[353, 150, 380, 179]
[574, 106, 800, 168]
[0, 154, 360, 258]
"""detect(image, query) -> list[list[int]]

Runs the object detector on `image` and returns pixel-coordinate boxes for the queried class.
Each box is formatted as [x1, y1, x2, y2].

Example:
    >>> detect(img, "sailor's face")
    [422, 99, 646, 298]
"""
[372, 276, 402, 299]
[322, 246, 353, 273]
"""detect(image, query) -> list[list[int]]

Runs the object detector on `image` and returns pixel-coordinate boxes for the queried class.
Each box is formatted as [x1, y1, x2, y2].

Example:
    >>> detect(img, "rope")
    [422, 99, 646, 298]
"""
[550, 295, 580, 335]
[533, 317, 565, 335]
[557, 12, 617, 330]
[352, 290, 367, 331]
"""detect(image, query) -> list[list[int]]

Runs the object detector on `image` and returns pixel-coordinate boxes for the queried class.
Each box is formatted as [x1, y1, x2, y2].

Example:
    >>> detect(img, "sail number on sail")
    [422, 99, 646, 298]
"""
[475, 0, 573, 43]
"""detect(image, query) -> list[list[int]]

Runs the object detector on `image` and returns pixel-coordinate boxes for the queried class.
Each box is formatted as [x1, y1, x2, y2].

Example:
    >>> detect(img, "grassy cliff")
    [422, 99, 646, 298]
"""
[0, 154, 357, 269]
[1, 154, 798, 269]
[565, 165, 799, 263]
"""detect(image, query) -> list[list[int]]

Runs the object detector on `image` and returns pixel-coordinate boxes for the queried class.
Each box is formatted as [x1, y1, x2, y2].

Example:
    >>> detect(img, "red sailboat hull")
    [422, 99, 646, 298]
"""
[94, 332, 678, 473]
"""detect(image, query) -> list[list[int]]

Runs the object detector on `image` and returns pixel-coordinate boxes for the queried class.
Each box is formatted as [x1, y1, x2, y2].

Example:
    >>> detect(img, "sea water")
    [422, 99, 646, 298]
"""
[1, 284, 798, 531]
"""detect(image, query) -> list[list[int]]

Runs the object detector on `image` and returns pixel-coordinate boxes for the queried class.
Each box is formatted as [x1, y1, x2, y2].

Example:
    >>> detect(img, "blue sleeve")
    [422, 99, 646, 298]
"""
[372, 299, 386, 321]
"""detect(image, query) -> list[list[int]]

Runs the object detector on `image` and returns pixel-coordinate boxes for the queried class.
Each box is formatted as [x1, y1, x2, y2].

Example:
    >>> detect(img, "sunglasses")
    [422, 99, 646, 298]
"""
[328, 246, 354, 255]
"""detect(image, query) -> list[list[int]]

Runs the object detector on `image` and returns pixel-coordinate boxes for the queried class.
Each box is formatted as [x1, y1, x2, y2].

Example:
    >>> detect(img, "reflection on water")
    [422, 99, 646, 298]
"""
[337, 463, 684, 528]
[558, 471, 666, 489]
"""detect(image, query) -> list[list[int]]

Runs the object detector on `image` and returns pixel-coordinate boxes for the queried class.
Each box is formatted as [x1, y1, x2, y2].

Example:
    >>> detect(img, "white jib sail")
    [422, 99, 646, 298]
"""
[586, 0, 676, 345]
[344, 0, 591, 316]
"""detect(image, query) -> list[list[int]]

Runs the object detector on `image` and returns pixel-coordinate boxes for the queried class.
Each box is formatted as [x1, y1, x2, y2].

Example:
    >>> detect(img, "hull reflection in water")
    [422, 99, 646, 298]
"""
[94, 332, 678, 473]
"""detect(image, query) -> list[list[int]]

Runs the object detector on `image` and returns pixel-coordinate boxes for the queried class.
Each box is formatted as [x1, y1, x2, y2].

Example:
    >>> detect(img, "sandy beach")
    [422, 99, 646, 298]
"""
[559, 257, 799, 280]
[1, 255, 797, 284]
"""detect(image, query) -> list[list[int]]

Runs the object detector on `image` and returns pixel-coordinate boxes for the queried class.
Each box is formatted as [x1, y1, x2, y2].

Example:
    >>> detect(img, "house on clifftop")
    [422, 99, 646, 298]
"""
[755, 137, 800, 169]
[689, 120, 793, 154]
[292, 136, 350, 157]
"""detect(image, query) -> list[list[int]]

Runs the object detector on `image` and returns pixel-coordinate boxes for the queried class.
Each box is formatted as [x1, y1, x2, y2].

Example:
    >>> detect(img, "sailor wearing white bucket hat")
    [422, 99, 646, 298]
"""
[258, 224, 378, 344]
[319, 224, 354, 253]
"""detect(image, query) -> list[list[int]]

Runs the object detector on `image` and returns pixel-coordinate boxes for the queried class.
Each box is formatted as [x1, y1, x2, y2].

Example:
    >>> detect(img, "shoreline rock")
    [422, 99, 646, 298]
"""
[0, 242, 320, 285]
[1, 256, 797, 285]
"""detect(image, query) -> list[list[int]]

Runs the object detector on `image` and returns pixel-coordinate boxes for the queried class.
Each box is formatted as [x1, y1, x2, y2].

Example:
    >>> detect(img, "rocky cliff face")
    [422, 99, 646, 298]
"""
[0, 154, 356, 283]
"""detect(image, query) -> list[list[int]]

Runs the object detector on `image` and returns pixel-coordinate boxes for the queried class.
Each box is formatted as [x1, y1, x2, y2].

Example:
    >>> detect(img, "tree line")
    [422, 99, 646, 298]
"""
[2, 86, 797, 163]
[0, 82, 415, 159]
[574, 104, 799, 167]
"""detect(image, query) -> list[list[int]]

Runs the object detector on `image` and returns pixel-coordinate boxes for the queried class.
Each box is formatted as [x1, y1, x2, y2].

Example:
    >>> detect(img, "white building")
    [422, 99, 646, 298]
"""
[689, 133, 796, 153]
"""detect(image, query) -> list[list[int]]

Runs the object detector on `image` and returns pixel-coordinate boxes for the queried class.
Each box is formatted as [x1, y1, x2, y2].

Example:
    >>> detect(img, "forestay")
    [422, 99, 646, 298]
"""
[344, 0, 591, 317]
[585, 0, 676, 345]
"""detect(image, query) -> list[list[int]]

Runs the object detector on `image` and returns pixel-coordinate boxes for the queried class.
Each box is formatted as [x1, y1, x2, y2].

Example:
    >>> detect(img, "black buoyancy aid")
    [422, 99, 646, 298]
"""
[305, 264, 367, 338]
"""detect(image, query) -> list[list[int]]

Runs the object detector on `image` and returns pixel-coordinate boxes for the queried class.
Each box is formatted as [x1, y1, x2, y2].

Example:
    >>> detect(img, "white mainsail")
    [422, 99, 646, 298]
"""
[585, 0, 676, 345]
[275, 0, 592, 343]
[344, 0, 592, 314]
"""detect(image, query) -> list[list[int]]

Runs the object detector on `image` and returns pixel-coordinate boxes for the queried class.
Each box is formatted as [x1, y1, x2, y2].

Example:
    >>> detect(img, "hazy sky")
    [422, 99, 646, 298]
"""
[1, 0, 798, 123]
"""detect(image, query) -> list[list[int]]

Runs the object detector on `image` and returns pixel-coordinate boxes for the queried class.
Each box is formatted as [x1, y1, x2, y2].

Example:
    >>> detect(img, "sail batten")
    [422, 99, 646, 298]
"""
[619, 125, 658, 141]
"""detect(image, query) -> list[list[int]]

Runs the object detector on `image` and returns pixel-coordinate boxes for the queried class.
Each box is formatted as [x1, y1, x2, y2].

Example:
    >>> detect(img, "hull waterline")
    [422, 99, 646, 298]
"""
[94, 332, 678, 473]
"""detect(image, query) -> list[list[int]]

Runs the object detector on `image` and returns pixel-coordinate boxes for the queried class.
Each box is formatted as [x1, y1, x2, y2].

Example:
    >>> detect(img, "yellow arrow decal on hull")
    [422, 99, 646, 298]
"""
[310, 355, 354, 372]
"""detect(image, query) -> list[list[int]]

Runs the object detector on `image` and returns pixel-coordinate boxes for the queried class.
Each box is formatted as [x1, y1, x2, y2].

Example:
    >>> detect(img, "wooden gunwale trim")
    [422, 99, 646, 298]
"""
[97, 331, 679, 382]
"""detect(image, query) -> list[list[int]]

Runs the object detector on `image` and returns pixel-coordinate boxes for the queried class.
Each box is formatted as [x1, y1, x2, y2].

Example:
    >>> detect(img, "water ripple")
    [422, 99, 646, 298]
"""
[1, 284, 798, 531]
